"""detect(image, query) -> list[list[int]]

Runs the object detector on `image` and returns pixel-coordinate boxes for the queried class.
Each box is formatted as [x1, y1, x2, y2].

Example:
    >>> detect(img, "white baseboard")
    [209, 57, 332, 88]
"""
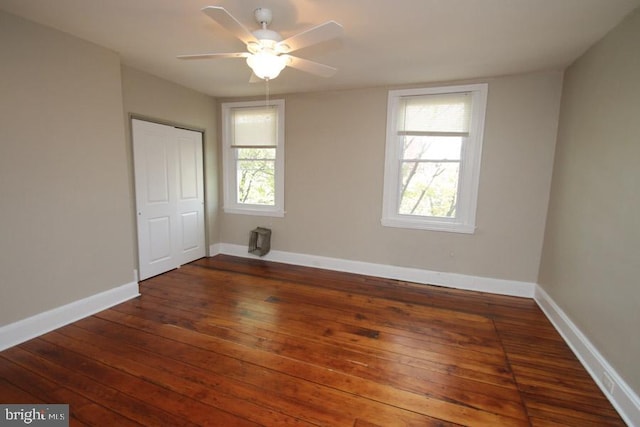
[535, 286, 639, 427]
[209, 242, 223, 257]
[210, 243, 535, 298]
[0, 280, 140, 352]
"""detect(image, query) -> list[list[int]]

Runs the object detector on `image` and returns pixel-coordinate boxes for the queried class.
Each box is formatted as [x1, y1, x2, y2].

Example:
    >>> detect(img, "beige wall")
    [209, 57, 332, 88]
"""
[539, 8, 640, 393]
[220, 70, 563, 284]
[0, 12, 135, 325]
[120, 66, 220, 254]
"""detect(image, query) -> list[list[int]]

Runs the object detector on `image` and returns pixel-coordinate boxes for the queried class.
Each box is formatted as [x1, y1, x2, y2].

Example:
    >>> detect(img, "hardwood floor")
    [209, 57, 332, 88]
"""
[0, 255, 625, 426]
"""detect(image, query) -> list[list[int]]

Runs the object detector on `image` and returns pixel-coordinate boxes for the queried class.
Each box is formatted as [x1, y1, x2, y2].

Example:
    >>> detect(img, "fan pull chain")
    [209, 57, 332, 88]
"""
[265, 78, 270, 109]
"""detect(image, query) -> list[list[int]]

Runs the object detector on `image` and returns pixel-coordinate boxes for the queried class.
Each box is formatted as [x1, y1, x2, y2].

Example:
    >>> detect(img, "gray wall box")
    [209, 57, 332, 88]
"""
[249, 227, 272, 257]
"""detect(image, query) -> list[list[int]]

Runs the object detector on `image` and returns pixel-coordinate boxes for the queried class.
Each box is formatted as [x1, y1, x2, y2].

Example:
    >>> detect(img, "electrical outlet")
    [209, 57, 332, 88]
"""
[602, 371, 615, 395]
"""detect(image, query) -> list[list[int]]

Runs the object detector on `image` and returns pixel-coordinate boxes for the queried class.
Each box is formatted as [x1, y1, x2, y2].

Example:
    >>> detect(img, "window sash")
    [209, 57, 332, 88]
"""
[398, 130, 468, 137]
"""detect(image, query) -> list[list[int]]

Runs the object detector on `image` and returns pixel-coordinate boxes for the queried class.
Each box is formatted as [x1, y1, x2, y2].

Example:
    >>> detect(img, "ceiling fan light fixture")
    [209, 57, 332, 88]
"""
[247, 51, 287, 80]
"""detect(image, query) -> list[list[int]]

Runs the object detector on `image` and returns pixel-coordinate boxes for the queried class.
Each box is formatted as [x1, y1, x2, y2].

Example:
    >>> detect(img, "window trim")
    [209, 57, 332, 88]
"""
[381, 84, 488, 233]
[222, 99, 285, 217]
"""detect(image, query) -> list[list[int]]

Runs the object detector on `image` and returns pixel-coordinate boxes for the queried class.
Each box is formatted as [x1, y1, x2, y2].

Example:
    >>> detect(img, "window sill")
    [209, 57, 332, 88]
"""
[223, 206, 285, 218]
[381, 216, 475, 234]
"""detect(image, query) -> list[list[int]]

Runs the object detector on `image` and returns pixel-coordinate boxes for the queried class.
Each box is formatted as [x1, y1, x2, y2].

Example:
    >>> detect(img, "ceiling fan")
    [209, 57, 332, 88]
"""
[178, 6, 344, 81]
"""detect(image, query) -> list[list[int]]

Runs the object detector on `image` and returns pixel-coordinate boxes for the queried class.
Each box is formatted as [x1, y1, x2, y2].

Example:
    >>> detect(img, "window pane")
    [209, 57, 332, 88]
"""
[399, 161, 459, 217]
[236, 159, 275, 205]
[237, 147, 275, 160]
[402, 136, 462, 161]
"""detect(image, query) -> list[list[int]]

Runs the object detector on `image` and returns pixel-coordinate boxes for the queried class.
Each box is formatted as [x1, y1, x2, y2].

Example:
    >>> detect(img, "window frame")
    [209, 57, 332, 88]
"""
[382, 84, 488, 233]
[221, 99, 285, 217]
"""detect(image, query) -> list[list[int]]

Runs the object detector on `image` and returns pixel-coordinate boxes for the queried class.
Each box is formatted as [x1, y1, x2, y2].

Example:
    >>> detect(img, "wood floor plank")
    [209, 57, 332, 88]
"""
[112, 293, 527, 420]
[143, 268, 512, 373]
[90, 310, 529, 426]
[44, 327, 317, 427]
[525, 398, 625, 426]
[0, 356, 136, 426]
[174, 265, 499, 333]
[160, 268, 508, 355]
[18, 338, 261, 427]
[2, 346, 200, 427]
[198, 255, 526, 318]
[136, 287, 515, 384]
[0, 378, 42, 403]
[0, 255, 625, 426]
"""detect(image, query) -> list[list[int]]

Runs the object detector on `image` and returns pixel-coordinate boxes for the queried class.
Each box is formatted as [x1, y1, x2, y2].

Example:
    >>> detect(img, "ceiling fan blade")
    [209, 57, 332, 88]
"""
[177, 52, 250, 60]
[277, 21, 343, 53]
[282, 55, 337, 78]
[201, 6, 258, 45]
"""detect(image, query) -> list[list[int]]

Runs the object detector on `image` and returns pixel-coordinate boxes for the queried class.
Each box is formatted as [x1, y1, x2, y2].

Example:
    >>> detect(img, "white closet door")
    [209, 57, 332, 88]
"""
[132, 119, 205, 280]
[175, 127, 205, 266]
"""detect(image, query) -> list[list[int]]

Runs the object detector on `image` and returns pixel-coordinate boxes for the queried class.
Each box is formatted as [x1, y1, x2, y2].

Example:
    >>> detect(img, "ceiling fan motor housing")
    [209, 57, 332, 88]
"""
[252, 28, 282, 43]
[254, 8, 273, 25]
[249, 8, 282, 52]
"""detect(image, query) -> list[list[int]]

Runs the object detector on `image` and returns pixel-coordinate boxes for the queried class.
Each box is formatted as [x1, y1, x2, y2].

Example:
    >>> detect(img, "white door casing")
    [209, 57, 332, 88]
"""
[132, 119, 205, 280]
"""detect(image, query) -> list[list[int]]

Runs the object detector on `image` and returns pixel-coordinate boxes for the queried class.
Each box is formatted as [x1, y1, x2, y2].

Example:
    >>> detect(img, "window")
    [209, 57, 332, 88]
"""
[222, 99, 285, 216]
[382, 84, 488, 233]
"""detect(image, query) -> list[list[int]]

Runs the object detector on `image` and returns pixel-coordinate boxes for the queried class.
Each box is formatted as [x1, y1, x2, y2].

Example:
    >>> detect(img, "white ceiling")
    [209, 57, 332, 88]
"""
[1, 0, 638, 97]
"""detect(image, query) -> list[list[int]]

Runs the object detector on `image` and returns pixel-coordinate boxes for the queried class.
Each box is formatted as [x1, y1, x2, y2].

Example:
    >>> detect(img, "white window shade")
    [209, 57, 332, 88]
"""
[231, 106, 277, 147]
[397, 92, 472, 136]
